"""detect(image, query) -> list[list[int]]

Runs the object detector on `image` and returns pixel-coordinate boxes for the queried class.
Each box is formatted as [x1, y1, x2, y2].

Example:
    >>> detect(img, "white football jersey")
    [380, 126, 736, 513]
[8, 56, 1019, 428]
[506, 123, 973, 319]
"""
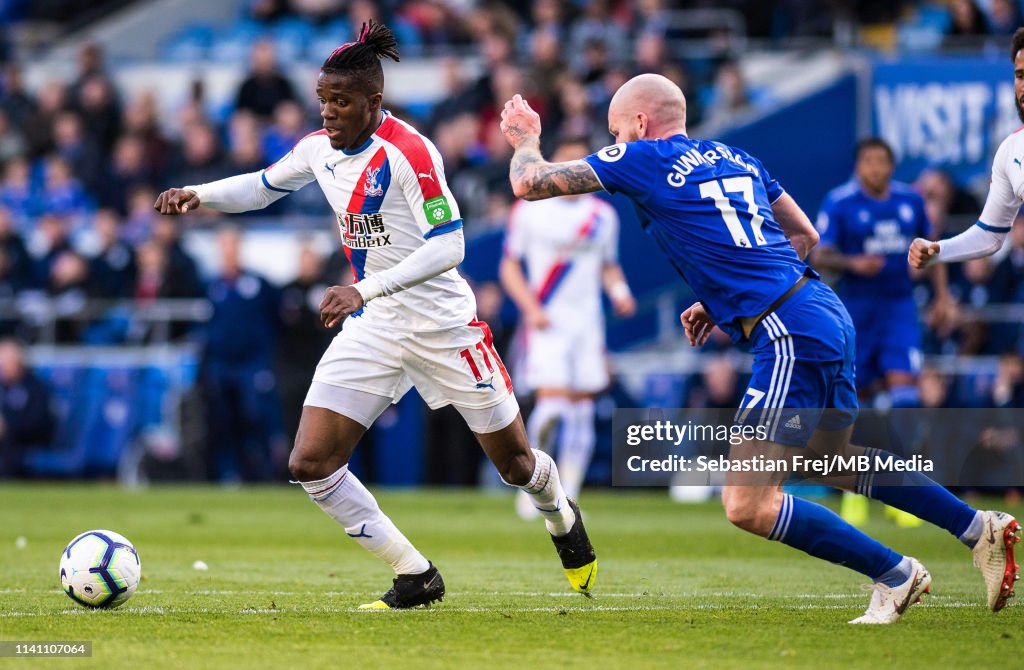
[262, 112, 474, 331]
[981, 127, 1024, 230]
[504, 195, 619, 329]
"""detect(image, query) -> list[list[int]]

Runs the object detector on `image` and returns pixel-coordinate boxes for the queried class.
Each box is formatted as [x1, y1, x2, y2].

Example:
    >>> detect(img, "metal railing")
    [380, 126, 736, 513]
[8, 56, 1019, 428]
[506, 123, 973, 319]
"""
[1, 296, 212, 345]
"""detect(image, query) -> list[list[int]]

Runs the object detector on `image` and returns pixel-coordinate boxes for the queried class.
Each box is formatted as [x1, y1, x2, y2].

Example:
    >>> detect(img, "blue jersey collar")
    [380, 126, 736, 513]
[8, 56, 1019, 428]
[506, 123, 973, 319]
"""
[854, 178, 891, 202]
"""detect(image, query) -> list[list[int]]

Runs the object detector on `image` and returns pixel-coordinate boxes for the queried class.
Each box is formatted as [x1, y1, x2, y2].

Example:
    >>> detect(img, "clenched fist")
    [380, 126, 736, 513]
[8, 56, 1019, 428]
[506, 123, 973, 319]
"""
[500, 94, 542, 149]
[154, 188, 200, 215]
[319, 285, 364, 328]
[908, 238, 941, 269]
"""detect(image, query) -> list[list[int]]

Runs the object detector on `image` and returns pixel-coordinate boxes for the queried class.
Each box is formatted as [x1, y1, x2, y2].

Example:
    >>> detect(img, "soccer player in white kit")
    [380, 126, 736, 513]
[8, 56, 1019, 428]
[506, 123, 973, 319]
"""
[907, 28, 1024, 614]
[154, 21, 597, 609]
[911, 28, 1024, 270]
[499, 137, 635, 518]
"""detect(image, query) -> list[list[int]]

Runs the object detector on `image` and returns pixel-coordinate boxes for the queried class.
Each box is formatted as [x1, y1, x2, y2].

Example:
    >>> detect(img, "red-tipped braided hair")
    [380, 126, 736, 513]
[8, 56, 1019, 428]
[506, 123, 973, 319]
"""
[321, 20, 400, 92]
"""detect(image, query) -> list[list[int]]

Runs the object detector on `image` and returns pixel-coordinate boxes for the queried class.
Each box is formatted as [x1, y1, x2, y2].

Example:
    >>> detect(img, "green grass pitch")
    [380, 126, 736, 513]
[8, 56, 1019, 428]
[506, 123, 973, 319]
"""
[1, 484, 1020, 669]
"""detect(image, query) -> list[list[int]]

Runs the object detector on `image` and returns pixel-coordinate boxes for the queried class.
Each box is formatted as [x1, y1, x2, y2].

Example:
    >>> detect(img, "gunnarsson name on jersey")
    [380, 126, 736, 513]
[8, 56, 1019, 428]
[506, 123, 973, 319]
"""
[666, 145, 760, 187]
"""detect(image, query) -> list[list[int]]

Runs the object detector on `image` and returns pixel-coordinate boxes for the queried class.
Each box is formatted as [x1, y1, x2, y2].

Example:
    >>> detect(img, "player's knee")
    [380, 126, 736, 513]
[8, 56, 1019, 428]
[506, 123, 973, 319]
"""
[722, 491, 774, 536]
[499, 451, 534, 487]
[287, 449, 323, 482]
[724, 500, 760, 533]
[288, 431, 329, 482]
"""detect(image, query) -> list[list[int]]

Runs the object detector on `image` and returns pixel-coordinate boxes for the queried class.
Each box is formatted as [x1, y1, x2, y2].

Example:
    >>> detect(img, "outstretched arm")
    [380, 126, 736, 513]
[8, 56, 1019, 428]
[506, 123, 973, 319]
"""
[501, 94, 602, 201]
[910, 139, 1018, 269]
[908, 225, 1008, 268]
[154, 172, 290, 215]
[156, 140, 318, 216]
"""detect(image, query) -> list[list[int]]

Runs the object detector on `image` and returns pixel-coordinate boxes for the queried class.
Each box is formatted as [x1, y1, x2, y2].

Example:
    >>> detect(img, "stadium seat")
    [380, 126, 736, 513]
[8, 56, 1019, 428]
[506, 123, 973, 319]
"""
[22, 357, 199, 479]
[860, 23, 898, 51]
[209, 24, 267, 64]
[305, 19, 348, 63]
[370, 390, 424, 486]
[83, 368, 139, 475]
[160, 23, 215, 63]
[391, 18, 424, 58]
[270, 17, 315, 63]
[136, 366, 170, 428]
[898, 4, 951, 52]
[22, 367, 102, 478]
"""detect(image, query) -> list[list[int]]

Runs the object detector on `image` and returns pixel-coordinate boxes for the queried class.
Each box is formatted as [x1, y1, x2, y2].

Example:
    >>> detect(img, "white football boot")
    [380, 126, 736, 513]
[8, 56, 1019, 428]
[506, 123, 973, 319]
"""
[971, 511, 1021, 612]
[849, 557, 931, 624]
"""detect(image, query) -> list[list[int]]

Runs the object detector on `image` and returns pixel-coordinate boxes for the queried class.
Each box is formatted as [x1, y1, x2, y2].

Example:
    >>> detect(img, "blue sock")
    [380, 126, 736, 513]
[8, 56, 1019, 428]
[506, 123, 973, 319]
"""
[856, 447, 977, 542]
[769, 493, 903, 581]
[875, 556, 915, 588]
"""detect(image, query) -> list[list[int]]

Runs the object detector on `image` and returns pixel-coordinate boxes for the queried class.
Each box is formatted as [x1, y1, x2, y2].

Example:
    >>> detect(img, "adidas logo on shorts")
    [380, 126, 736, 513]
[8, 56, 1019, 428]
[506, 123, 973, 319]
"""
[785, 415, 802, 430]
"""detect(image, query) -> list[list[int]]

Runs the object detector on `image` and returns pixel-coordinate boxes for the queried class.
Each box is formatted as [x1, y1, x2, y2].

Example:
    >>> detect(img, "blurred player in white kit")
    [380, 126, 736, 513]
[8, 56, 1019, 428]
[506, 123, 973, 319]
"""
[500, 137, 635, 519]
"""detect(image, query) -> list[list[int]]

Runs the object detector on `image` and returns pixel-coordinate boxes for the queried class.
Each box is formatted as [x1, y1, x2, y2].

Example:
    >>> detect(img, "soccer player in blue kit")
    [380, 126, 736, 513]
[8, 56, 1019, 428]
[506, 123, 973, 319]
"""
[814, 138, 953, 528]
[500, 73, 1020, 623]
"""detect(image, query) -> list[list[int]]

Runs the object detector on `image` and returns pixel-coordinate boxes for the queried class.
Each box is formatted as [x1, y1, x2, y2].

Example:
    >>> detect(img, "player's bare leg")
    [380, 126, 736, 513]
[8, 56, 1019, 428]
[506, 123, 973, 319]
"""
[472, 410, 597, 595]
[288, 403, 442, 609]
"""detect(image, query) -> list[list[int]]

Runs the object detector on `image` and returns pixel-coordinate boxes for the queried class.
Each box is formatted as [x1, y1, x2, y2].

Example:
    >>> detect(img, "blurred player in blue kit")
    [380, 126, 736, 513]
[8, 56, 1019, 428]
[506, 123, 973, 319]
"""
[814, 138, 954, 527]
[500, 73, 1019, 623]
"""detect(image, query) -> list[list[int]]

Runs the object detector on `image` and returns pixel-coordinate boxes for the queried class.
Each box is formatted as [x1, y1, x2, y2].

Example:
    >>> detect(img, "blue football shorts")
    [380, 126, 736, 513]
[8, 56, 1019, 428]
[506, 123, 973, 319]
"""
[735, 279, 859, 448]
[842, 295, 922, 389]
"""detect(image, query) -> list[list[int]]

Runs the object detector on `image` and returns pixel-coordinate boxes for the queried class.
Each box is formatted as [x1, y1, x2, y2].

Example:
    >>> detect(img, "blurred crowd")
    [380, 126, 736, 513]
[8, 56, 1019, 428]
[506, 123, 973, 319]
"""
[1, 1, 1023, 489]
[896, 0, 1024, 50]
[0, 1, 949, 62]
[0, 0, 785, 347]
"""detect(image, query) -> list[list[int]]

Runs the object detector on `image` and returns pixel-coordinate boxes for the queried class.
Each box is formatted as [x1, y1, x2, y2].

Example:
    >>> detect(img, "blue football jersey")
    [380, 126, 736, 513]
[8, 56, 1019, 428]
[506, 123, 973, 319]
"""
[816, 180, 930, 300]
[583, 136, 814, 342]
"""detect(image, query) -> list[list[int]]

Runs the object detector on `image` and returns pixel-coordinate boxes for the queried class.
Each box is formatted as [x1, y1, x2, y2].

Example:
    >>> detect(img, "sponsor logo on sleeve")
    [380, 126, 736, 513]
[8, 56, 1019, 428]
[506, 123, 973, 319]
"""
[423, 195, 453, 225]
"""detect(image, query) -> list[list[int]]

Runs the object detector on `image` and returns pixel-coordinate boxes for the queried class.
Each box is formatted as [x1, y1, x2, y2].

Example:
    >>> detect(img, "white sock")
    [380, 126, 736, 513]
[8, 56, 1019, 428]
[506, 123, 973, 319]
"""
[527, 396, 571, 454]
[300, 466, 430, 575]
[520, 449, 576, 536]
[558, 399, 595, 500]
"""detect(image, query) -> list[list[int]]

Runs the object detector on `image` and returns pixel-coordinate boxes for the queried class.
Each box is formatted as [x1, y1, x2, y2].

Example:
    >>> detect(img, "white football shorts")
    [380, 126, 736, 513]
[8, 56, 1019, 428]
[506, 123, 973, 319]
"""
[308, 314, 515, 412]
[522, 322, 610, 393]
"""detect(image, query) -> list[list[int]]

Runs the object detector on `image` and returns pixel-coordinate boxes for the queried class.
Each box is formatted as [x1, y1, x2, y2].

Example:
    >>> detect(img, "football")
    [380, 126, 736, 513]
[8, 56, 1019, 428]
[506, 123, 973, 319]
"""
[59, 530, 142, 609]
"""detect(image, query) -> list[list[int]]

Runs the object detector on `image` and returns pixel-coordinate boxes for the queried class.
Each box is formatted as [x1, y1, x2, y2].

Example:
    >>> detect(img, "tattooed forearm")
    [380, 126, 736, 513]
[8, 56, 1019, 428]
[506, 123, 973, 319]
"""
[509, 145, 602, 200]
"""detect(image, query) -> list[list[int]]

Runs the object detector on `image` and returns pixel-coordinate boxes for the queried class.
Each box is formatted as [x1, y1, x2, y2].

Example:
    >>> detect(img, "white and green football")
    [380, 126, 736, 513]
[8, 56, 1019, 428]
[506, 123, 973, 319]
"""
[59, 530, 141, 608]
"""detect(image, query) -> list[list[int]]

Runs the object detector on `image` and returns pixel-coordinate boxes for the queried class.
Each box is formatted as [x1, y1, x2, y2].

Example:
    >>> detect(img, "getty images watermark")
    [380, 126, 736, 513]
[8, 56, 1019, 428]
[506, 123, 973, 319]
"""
[623, 419, 933, 476]
[611, 408, 1022, 487]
